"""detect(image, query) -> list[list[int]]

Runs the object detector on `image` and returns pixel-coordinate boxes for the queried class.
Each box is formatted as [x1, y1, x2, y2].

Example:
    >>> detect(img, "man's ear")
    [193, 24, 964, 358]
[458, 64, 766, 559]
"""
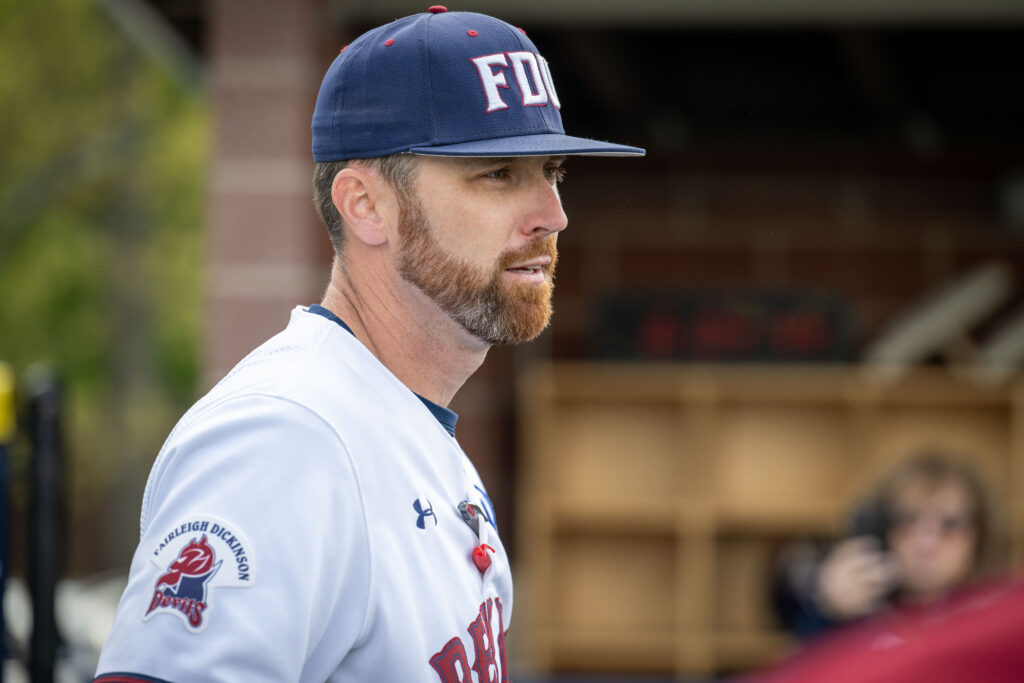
[331, 166, 393, 247]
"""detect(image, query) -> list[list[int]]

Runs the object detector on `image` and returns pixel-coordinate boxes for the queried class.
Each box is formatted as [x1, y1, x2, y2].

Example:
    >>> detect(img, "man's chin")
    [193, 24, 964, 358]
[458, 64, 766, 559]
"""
[480, 302, 553, 345]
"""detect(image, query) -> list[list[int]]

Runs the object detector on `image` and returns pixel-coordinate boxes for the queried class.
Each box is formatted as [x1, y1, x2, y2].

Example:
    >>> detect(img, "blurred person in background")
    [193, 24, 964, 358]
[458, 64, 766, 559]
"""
[773, 450, 1004, 639]
[747, 451, 1023, 683]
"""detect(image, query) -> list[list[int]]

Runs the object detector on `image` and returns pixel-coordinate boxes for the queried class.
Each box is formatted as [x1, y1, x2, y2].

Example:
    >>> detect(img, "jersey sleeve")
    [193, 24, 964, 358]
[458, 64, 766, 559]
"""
[95, 394, 371, 683]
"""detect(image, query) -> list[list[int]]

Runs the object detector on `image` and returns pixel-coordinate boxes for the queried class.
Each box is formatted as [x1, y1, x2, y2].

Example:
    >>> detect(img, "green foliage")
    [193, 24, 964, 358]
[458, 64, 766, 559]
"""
[0, 0, 206, 537]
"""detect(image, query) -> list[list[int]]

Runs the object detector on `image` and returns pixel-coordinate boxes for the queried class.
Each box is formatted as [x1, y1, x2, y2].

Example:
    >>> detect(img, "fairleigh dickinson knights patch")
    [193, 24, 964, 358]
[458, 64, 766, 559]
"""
[144, 516, 254, 632]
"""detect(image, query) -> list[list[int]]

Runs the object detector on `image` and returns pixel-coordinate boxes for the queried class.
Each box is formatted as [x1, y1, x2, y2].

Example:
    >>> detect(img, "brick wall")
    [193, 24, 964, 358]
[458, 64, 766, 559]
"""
[206, 0, 329, 385]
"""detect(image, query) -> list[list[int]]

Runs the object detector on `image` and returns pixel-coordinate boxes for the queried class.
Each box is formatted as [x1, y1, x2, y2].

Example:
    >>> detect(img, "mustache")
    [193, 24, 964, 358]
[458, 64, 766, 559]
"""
[497, 235, 559, 270]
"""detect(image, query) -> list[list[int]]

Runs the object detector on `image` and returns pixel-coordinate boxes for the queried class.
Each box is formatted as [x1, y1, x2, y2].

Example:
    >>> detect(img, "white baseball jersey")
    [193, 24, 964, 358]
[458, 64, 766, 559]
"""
[95, 305, 513, 683]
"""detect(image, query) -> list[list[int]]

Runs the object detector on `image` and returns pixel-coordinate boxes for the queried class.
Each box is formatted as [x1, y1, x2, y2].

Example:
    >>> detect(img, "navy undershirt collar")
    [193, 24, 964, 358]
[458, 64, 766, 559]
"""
[308, 304, 353, 334]
[306, 304, 459, 437]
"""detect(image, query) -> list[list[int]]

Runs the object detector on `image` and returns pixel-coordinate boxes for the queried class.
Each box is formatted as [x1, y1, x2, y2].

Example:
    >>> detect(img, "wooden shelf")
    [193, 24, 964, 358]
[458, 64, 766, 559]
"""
[532, 627, 794, 674]
[517, 363, 1024, 676]
[716, 500, 842, 535]
[540, 627, 679, 671]
[541, 497, 841, 535]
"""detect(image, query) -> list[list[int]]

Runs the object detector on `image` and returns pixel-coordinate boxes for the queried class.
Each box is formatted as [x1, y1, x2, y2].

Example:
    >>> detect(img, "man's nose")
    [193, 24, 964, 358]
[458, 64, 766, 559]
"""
[524, 180, 568, 239]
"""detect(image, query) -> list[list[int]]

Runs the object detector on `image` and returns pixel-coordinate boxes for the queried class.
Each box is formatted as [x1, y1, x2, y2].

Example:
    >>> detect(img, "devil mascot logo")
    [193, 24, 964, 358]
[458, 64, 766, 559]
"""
[145, 535, 222, 630]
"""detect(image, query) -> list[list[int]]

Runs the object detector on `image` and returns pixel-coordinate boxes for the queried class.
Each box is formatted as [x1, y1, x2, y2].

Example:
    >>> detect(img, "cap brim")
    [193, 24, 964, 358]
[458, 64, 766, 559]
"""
[408, 132, 645, 157]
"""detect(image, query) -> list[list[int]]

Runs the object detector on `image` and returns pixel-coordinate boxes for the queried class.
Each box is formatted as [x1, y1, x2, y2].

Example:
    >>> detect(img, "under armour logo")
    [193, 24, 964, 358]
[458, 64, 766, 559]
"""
[413, 498, 437, 529]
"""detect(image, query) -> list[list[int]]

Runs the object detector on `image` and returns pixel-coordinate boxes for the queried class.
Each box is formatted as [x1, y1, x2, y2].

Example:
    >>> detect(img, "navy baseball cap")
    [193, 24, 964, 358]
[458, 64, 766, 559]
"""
[312, 6, 645, 161]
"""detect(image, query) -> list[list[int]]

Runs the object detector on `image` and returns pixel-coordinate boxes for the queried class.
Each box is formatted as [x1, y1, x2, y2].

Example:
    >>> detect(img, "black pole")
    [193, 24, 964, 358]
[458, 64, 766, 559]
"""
[25, 366, 63, 683]
[0, 363, 14, 683]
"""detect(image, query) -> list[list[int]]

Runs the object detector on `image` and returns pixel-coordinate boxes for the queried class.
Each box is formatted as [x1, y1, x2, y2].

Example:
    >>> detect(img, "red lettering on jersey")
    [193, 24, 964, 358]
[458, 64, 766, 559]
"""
[495, 597, 509, 682]
[430, 599, 509, 683]
[469, 601, 498, 683]
[430, 637, 472, 682]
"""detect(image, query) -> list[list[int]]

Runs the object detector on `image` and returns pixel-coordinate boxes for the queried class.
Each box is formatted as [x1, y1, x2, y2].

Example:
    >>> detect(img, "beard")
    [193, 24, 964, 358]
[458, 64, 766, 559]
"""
[395, 192, 558, 345]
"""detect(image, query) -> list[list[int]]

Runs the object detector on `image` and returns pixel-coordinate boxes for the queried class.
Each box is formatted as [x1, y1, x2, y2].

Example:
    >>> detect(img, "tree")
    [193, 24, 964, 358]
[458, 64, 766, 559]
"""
[0, 0, 206, 573]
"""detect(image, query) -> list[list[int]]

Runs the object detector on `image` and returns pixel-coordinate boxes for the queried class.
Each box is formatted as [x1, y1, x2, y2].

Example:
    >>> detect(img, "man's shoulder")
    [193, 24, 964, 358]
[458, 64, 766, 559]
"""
[213, 307, 352, 397]
[174, 307, 412, 442]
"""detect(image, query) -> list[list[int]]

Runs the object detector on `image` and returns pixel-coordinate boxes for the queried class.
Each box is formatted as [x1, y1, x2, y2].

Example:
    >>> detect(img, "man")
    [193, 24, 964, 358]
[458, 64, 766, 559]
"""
[95, 6, 643, 682]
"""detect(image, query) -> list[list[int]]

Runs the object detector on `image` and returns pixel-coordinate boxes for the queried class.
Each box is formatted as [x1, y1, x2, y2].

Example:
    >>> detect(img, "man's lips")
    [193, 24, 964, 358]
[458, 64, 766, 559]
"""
[504, 257, 552, 274]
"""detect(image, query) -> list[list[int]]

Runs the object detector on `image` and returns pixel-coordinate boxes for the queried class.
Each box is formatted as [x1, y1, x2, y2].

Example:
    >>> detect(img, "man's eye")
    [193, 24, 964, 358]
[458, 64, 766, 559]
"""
[546, 165, 567, 183]
[483, 168, 510, 180]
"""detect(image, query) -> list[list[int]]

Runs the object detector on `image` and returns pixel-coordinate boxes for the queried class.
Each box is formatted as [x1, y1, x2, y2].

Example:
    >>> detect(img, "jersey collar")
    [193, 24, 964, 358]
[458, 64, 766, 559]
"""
[306, 304, 459, 437]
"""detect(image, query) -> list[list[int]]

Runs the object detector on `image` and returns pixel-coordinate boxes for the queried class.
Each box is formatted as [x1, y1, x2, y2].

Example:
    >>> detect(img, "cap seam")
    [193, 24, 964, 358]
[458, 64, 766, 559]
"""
[421, 13, 439, 147]
[332, 27, 378, 146]
[493, 19, 562, 138]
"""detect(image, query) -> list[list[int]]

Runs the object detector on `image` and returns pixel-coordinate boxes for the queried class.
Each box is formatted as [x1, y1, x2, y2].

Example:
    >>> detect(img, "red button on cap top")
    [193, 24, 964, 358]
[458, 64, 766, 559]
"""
[428, 5, 447, 13]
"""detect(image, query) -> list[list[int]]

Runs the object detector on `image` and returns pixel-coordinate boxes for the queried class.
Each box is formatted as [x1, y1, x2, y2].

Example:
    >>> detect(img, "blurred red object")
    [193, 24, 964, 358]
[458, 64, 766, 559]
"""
[741, 577, 1024, 683]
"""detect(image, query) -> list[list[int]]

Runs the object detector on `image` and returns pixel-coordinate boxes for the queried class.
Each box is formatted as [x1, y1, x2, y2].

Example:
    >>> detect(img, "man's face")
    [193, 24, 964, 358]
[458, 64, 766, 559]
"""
[394, 155, 567, 345]
[887, 478, 978, 602]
